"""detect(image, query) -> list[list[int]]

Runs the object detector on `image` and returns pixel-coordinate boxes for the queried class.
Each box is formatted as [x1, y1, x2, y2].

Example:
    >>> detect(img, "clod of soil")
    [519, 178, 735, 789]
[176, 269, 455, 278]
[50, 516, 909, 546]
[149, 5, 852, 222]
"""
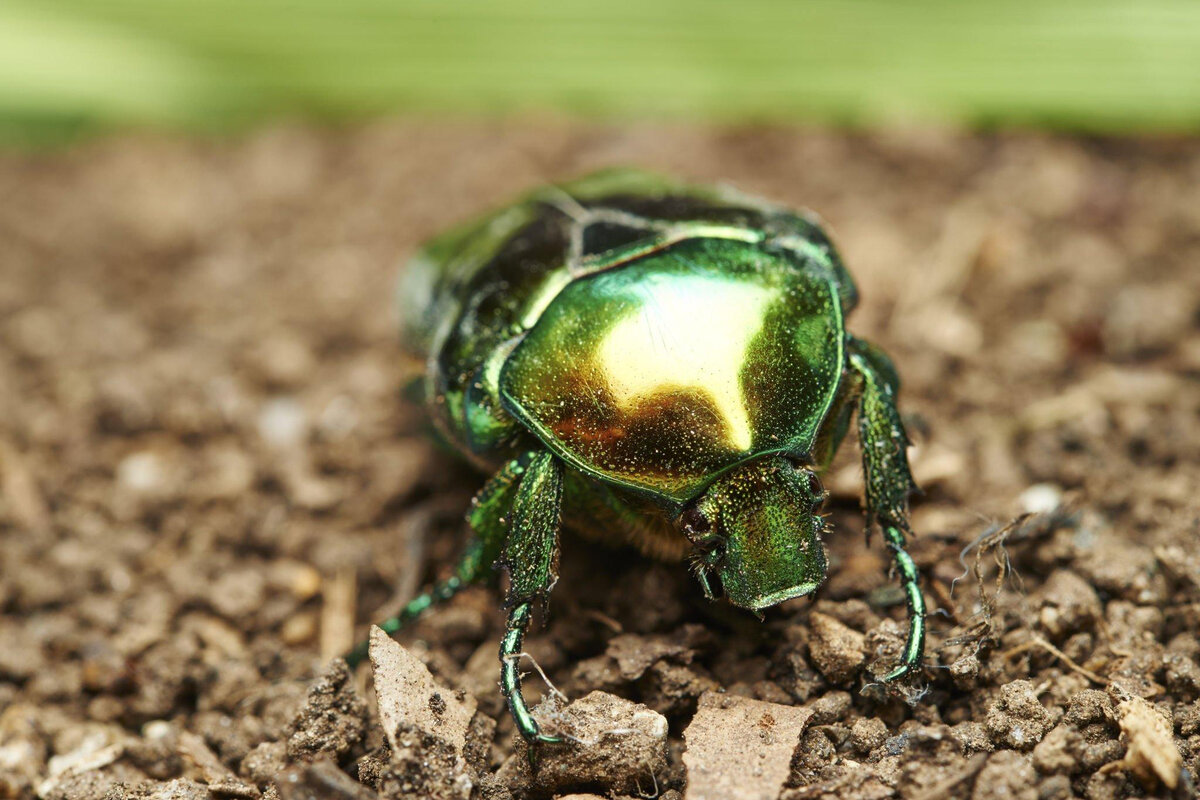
[277, 759, 377, 800]
[973, 750, 1038, 800]
[1034, 570, 1102, 637]
[806, 612, 867, 685]
[366, 626, 489, 799]
[285, 661, 368, 764]
[496, 690, 668, 797]
[683, 691, 814, 800]
[984, 680, 1059, 751]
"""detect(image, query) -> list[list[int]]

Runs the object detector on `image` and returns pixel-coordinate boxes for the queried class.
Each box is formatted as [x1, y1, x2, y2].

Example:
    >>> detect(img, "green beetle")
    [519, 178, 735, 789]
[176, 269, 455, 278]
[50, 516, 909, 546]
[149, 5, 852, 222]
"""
[349, 170, 925, 744]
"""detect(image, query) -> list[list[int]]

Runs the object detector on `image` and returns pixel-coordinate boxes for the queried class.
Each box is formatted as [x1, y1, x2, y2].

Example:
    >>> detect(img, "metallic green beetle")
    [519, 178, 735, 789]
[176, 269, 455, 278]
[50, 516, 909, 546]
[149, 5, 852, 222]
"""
[349, 170, 925, 744]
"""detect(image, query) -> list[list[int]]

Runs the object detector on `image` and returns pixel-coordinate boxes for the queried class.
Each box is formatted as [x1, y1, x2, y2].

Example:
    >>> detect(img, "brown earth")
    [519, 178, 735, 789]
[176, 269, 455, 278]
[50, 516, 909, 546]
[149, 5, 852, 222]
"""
[0, 122, 1198, 800]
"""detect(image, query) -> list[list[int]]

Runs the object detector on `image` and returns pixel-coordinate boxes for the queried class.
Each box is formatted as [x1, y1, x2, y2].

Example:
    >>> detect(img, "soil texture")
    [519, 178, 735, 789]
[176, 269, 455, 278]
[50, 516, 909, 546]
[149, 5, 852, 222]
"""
[0, 123, 1198, 799]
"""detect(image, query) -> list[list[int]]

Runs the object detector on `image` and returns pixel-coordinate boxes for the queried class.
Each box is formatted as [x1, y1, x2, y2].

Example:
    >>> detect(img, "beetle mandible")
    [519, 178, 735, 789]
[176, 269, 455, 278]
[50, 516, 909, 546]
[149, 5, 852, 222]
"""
[348, 170, 926, 744]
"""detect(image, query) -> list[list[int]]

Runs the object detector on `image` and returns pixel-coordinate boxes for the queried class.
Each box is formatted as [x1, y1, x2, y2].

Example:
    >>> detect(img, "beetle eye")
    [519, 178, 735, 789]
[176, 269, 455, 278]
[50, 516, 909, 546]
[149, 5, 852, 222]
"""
[680, 506, 711, 537]
[802, 470, 826, 512]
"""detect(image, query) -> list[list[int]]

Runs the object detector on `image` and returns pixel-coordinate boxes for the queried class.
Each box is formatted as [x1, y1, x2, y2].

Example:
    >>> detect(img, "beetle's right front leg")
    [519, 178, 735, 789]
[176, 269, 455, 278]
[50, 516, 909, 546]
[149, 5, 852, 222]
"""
[848, 337, 925, 682]
[496, 450, 565, 746]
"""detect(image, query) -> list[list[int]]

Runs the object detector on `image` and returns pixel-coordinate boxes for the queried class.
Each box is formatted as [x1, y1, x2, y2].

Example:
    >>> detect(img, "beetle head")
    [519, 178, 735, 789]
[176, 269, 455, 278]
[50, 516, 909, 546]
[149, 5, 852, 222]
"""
[680, 456, 828, 611]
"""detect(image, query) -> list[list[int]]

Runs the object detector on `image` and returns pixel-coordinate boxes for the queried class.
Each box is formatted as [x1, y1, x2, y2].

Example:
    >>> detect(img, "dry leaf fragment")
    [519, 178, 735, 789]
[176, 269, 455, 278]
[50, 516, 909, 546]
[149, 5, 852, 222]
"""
[1103, 695, 1181, 790]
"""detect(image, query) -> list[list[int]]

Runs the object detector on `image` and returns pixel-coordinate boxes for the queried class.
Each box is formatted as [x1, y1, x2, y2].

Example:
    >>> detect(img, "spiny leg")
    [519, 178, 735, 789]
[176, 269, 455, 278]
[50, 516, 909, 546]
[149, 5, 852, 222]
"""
[345, 456, 526, 667]
[501, 600, 544, 742]
[849, 337, 926, 680]
[345, 575, 463, 667]
[880, 522, 925, 680]
[497, 450, 564, 745]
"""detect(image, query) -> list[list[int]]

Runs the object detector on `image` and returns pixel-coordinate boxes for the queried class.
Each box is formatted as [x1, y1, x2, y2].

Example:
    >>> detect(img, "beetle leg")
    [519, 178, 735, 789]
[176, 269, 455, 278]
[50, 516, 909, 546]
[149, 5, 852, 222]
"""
[501, 600, 562, 747]
[345, 455, 525, 667]
[847, 337, 925, 680]
[879, 522, 926, 680]
[498, 450, 565, 746]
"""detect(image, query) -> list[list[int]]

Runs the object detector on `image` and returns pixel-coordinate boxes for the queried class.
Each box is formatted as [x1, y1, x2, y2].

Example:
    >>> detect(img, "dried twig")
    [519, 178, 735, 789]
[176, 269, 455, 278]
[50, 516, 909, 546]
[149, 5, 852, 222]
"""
[1001, 634, 1107, 685]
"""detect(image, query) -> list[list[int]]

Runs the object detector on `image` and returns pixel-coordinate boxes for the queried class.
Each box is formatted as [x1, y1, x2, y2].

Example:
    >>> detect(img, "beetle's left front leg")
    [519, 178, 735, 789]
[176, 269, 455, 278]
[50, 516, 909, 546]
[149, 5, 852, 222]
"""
[848, 337, 925, 681]
[497, 450, 564, 745]
[344, 456, 524, 667]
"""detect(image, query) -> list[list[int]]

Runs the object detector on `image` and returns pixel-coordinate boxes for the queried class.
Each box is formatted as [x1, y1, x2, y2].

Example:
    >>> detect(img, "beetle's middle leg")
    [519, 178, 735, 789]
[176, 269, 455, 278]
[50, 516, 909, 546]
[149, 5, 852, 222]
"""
[345, 455, 525, 667]
[848, 337, 926, 681]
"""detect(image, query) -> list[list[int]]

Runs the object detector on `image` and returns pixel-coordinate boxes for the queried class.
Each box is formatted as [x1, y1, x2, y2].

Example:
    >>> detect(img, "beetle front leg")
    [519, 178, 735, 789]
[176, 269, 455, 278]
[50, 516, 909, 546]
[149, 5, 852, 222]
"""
[345, 455, 525, 667]
[501, 600, 559, 746]
[878, 523, 925, 680]
[848, 337, 925, 681]
[497, 450, 564, 745]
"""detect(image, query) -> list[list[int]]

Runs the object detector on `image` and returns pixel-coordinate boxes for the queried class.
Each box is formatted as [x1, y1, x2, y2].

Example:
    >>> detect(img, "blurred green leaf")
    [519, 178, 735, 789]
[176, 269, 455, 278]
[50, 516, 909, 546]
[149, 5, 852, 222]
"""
[3, 0, 1199, 143]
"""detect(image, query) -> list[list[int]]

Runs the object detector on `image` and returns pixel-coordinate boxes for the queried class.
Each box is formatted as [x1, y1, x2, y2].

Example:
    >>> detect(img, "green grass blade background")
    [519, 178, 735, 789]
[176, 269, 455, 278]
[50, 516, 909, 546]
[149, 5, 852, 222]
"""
[3, 0, 1199, 141]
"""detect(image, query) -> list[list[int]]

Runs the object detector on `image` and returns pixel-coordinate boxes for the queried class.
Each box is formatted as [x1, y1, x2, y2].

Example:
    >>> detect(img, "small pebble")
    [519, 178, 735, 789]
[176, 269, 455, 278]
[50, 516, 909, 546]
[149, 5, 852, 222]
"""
[1018, 483, 1063, 515]
[117, 451, 167, 494]
[258, 398, 308, 448]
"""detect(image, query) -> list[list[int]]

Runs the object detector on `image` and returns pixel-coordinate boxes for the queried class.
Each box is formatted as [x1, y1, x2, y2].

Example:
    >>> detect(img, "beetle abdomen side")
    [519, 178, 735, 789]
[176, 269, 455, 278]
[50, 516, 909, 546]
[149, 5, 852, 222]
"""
[562, 470, 690, 561]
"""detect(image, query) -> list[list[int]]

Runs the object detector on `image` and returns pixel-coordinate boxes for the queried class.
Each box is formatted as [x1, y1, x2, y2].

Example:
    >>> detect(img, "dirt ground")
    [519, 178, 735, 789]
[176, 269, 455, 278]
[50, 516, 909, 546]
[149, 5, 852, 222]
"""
[0, 122, 1198, 800]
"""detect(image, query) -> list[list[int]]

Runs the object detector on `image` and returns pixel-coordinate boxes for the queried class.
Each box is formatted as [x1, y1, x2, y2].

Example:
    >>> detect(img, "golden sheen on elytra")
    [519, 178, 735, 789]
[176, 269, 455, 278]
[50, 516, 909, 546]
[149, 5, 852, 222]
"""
[503, 238, 843, 502]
